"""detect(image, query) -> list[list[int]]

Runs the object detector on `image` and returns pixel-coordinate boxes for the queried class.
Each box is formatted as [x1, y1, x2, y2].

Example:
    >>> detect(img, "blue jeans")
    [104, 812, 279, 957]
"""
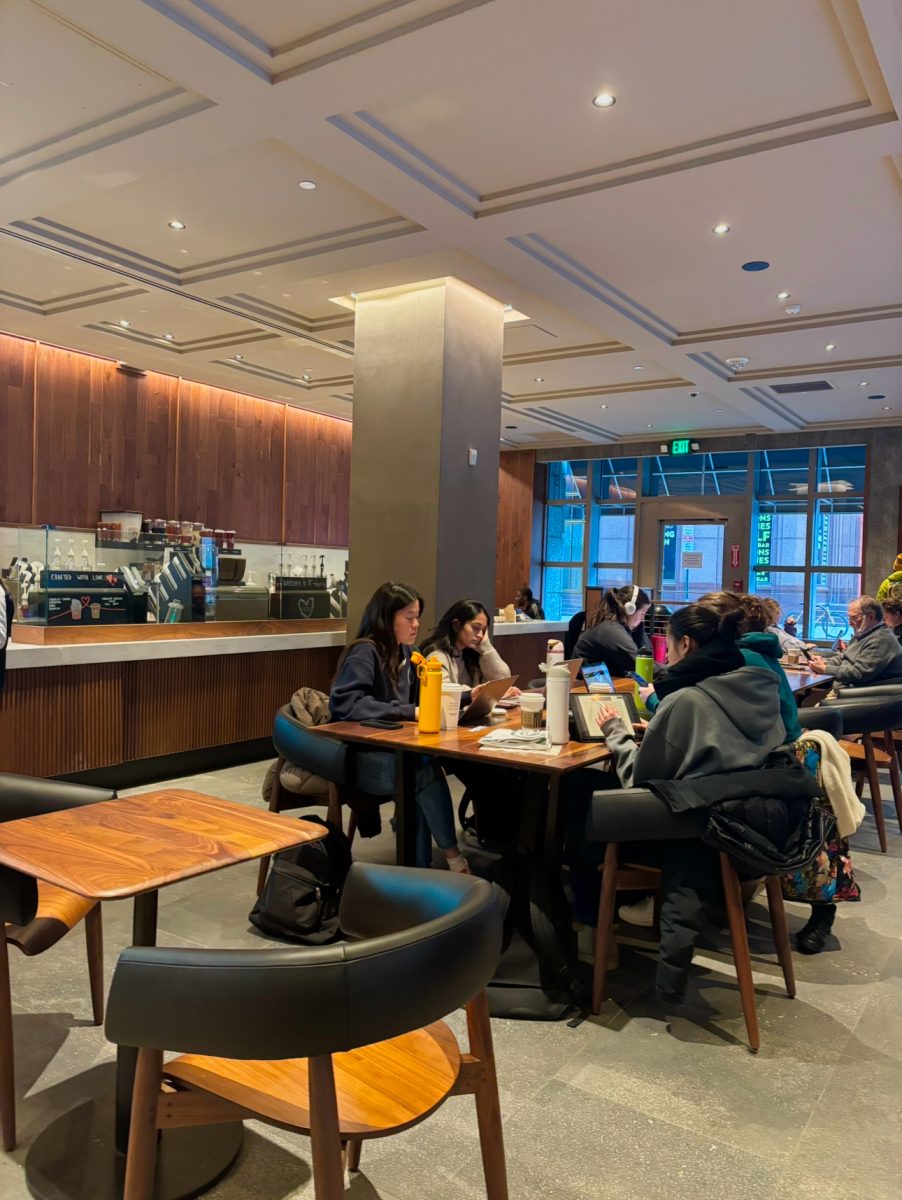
[351, 750, 457, 867]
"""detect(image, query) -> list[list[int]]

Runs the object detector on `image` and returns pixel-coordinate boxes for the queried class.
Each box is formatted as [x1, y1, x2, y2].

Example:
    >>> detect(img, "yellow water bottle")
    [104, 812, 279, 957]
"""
[412, 652, 443, 734]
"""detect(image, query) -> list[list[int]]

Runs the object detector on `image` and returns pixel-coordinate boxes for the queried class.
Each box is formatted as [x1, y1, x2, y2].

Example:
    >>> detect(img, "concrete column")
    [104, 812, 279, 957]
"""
[347, 277, 504, 635]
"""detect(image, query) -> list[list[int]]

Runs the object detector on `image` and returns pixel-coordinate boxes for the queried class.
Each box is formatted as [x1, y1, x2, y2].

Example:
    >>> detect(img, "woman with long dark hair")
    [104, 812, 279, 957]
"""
[574, 584, 654, 676]
[419, 598, 515, 691]
[329, 581, 467, 871]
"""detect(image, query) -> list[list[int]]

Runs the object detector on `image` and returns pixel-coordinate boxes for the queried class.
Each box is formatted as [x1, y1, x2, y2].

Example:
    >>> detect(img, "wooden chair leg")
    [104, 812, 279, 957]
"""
[763, 877, 796, 998]
[0, 931, 16, 1152]
[84, 904, 104, 1025]
[863, 734, 889, 852]
[326, 783, 343, 832]
[465, 992, 509, 1200]
[718, 853, 760, 1053]
[122, 1047, 163, 1200]
[591, 843, 619, 1016]
[308, 1055, 345, 1200]
[343, 1139, 362, 1173]
[883, 731, 902, 833]
[257, 758, 287, 895]
[854, 772, 865, 799]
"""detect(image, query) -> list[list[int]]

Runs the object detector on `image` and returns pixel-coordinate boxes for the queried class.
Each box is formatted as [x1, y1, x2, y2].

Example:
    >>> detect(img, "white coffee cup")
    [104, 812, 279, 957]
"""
[440, 682, 467, 730]
[520, 692, 545, 729]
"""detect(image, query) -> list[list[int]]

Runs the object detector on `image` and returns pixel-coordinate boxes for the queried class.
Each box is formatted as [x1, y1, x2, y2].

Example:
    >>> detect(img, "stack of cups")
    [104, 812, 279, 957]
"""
[520, 693, 545, 729]
[440, 682, 467, 730]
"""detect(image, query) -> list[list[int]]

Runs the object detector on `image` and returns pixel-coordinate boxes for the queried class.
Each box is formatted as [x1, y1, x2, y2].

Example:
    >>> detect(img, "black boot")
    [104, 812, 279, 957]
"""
[796, 904, 836, 955]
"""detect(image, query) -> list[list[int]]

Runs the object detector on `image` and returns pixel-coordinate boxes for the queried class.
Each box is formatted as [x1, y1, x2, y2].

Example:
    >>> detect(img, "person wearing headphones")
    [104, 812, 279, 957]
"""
[574, 584, 656, 677]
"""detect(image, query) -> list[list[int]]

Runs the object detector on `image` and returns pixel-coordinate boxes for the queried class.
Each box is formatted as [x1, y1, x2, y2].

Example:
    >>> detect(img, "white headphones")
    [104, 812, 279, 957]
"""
[622, 585, 640, 616]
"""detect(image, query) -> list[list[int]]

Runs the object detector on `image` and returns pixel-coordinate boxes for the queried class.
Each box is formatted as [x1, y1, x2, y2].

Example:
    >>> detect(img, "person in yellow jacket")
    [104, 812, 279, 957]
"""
[876, 552, 902, 602]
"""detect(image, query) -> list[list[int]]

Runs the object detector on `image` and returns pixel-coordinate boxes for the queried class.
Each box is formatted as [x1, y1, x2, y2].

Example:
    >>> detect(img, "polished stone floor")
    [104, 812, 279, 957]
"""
[3, 760, 900, 1199]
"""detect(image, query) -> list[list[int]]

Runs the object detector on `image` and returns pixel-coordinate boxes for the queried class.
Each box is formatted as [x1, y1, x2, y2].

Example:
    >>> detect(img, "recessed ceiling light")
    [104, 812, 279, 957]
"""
[503, 303, 513, 311]
[534, 376, 544, 382]
[859, 381, 869, 388]
[118, 319, 130, 327]
[633, 365, 645, 371]
[297, 180, 317, 190]
[646, 423, 654, 428]
[600, 404, 608, 409]
[592, 92, 616, 108]
[233, 354, 244, 361]
[883, 405, 892, 411]
[784, 304, 801, 315]
[350, 292, 358, 300]
[162, 333, 174, 341]
[715, 408, 724, 413]
[824, 343, 836, 351]
[742, 260, 770, 272]
[302, 372, 313, 382]
[776, 291, 791, 301]
[712, 223, 731, 236]
[725, 356, 750, 371]
[167, 220, 186, 230]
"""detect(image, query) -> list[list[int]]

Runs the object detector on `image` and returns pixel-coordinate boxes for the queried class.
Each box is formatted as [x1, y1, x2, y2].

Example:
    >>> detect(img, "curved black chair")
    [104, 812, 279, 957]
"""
[564, 610, 586, 660]
[586, 788, 795, 1052]
[796, 707, 843, 736]
[257, 705, 352, 894]
[0, 773, 114, 1149]
[823, 693, 902, 850]
[106, 864, 507, 1200]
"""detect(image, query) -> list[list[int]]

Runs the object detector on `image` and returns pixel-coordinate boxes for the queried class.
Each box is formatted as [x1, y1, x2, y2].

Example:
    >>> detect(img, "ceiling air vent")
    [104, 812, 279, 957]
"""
[770, 380, 834, 395]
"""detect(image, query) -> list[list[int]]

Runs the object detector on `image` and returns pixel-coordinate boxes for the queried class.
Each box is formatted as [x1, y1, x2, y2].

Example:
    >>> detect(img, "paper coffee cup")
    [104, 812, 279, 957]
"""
[520, 692, 544, 729]
[440, 682, 466, 730]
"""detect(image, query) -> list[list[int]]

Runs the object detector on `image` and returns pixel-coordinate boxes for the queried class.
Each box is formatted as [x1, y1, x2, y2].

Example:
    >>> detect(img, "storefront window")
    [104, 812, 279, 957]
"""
[816, 445, 866, 496]
[595, 458, 638, 503]
[592, 504, 634, 565]
[756, 448, 810, 496]
[547, 460, 588, 501]
[809, 574, 859, 643]
[646, 452, 748, 497]
[542, 566, 584, 621]
[749, 570, 806, 633]
[752, 500, 807, 573]
[545, 504, 584, 562]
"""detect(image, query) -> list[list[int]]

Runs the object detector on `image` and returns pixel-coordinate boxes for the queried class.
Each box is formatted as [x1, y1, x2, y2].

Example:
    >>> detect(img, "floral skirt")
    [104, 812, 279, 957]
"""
[781, 740, 861, 905]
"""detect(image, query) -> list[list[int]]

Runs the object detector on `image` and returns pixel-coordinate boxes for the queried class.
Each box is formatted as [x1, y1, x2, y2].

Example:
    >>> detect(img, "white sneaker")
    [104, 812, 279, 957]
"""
[617, 895, 655, 927]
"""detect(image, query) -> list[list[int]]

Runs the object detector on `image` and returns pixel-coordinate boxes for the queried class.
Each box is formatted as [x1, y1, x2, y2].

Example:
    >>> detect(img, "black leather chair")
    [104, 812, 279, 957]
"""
[0, 773, 114, 1149]
[586, 788, 795, 1052]
[106, 865, 507, 1200]
[257, 705, 351, 894]
[824, 693, 902, 850]
[797, 707, 843, 737]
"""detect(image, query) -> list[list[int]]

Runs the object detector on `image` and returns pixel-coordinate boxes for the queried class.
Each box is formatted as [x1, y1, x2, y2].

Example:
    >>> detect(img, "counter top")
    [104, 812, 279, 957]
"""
[7, 624, 347, 669]
[492, 620, 569, 637]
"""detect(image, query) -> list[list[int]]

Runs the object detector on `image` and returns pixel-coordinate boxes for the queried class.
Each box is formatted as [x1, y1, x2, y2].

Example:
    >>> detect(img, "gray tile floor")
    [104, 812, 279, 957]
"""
[4, 761, 901, 1199]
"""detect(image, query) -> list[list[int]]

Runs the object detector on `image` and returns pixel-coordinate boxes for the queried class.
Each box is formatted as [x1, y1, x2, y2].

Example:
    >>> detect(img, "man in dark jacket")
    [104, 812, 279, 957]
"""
[810, 595, 902, 685]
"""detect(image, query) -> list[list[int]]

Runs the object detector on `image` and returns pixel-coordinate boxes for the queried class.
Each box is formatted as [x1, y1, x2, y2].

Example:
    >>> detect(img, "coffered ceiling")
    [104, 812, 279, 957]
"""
[1, 0, 900, 446]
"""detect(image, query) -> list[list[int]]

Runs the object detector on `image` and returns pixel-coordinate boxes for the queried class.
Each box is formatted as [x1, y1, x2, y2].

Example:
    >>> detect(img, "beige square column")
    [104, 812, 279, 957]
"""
[347, 277, 504, 635]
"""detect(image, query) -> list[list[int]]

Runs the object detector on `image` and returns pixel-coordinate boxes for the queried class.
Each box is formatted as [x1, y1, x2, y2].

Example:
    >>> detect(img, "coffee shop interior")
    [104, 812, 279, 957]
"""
[1, 2, 901, 1198]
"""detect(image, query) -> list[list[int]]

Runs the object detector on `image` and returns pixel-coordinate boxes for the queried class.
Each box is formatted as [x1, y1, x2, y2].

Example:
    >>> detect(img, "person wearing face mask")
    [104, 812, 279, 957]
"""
[574, 584, 658, 678]
[329, 581, 467, 872]
[808, 595, 902, 686]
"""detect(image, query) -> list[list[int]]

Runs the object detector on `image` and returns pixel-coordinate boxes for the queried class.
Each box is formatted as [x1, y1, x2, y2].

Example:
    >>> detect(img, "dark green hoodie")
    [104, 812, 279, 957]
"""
[738, 631, 802, 742]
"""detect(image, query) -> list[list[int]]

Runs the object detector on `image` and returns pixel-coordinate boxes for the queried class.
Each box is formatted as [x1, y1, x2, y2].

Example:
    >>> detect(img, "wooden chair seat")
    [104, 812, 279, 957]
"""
[6, 884, 97, 957]
[164, 1021, 461, 1139]
[840, 740, 891, 766]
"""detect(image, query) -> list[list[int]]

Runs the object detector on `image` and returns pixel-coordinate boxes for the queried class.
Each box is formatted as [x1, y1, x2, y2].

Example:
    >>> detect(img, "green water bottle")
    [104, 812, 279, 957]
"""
[634, 654, 654, 714]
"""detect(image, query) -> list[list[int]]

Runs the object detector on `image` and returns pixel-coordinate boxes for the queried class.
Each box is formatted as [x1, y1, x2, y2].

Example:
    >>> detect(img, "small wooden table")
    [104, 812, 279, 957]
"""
[781, 667, 833, 697]
[0, 790, 325, 1200]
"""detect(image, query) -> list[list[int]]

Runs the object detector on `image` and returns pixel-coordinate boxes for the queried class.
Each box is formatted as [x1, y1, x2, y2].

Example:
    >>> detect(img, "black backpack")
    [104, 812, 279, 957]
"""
[249, 815, 352, 944]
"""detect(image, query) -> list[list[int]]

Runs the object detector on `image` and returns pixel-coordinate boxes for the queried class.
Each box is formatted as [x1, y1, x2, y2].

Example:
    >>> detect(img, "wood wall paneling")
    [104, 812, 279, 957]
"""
[32, 345, 179, 527]
[496, 450, 537, 608]
[176, 381, 286, 542]
[1, 647, 341, 777]
[0, 334, 36, 524]
[283, 407, 352, 547]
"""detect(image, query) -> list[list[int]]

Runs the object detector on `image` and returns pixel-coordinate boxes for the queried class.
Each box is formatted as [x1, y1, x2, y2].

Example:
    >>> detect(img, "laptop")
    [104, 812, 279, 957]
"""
[529, 658, 585, 694]
[458, 675, 519, 726]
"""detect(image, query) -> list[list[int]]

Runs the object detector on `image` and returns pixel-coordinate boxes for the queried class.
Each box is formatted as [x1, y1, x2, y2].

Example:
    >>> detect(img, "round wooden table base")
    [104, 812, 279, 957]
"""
[25, 1097, 243, 1200]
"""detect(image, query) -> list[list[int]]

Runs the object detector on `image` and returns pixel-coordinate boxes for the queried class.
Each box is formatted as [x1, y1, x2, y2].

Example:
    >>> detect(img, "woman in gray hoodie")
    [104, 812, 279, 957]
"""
[571, 604, 785, 999]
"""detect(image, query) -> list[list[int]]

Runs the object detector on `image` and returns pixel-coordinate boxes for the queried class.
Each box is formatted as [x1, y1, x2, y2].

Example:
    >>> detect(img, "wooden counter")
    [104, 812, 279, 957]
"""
[11, 618, 342, 645]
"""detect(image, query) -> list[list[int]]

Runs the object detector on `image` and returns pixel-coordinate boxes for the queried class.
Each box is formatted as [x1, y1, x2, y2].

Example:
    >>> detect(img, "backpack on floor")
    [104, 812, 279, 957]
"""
[249, 815, 352, 945]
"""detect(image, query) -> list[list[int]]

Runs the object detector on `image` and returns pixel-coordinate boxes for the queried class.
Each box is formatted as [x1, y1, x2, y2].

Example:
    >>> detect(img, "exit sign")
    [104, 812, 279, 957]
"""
[671, 438, 692, 455]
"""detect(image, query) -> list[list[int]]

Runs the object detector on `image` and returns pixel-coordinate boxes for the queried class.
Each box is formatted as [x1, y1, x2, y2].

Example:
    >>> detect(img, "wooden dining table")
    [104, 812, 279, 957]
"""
[0, 789, 325, 1200]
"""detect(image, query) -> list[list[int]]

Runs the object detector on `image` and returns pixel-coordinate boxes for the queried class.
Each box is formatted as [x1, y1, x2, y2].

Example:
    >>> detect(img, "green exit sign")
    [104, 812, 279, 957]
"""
[671, 438, 692, 455]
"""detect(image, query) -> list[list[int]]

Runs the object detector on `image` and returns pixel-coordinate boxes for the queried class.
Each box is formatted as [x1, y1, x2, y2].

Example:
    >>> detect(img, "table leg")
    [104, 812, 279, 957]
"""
[394, 749, 418, 866]
[25, 889, 242, 1200]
